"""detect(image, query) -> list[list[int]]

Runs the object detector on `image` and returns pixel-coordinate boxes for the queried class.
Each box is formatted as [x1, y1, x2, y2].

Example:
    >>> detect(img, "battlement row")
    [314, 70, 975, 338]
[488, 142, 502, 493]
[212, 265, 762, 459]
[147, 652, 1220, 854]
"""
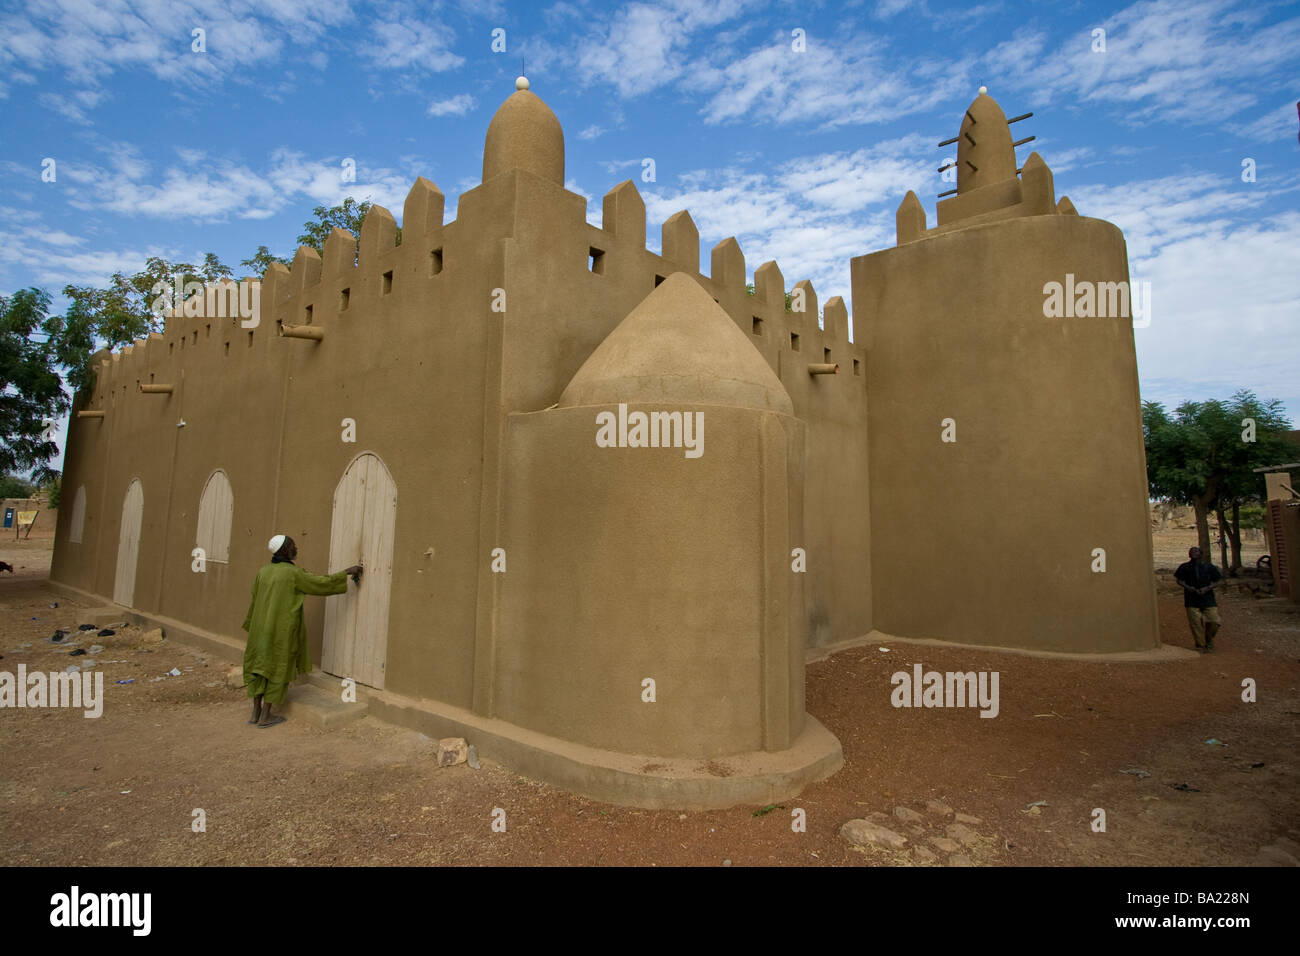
[81, 175, 863, 401]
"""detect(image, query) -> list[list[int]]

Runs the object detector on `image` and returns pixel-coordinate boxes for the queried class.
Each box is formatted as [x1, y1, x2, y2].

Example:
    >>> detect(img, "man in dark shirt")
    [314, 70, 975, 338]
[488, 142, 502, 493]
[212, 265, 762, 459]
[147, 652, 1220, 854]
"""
[1173, 546, 1222, 652]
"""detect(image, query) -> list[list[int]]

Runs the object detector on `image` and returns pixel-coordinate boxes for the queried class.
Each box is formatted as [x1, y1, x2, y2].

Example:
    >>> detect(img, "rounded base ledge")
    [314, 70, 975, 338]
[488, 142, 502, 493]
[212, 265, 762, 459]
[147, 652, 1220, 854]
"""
[306, 672, 843, 810]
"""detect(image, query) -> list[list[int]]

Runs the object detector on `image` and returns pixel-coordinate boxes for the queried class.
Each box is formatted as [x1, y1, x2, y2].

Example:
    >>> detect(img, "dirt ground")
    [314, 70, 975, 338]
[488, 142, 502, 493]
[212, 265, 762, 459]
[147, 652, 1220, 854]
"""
[1, 535, 1297, 867]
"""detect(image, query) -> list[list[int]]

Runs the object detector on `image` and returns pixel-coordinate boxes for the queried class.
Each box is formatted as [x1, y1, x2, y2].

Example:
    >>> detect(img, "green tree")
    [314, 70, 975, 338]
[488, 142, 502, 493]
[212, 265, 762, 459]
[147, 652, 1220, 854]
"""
[53, 254, 233, 393]
[1, 289, 65, 482]
[1143, 391, 1292, 573]
[0, 473, 39, 497]
[1213, 390, 1292, 572]
[242, 197, 402, 274]
[43, 472, 61, 508]
[4, 256, 233, 481]
[297, 197, 378, 250]
[240, 245, 287, 275]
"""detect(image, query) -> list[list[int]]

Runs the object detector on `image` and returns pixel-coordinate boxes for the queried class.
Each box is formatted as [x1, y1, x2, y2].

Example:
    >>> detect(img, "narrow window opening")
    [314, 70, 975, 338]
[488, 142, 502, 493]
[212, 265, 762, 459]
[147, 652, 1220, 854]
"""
[654, 274, 665, 287]
[752, 317, 764, 336]
[853, 358, 861, 376]
[824, 347, 832, 362]
[430, 248, 444, 275]
[588, 247, 605, 274]
[382, 270, 393, 294]
[305, 304, 314, 324]
[791, 333, 801, 351]
[339, 288, 350, 311]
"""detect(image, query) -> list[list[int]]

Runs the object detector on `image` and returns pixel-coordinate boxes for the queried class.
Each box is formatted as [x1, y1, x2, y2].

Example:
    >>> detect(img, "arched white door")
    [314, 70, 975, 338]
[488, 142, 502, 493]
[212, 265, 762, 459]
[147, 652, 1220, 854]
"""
[68, 485, 86, 543]
[195, 470, 233, 563]
[322, 453, 396, 689]
[113, 479, 143, 607]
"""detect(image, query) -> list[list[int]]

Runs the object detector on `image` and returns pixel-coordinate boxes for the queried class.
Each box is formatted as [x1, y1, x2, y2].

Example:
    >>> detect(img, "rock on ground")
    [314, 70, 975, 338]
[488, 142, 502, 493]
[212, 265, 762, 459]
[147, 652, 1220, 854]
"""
[945, 823, 982, 847]
[437, 737, 468, 767]
[840, 819, 908, 850]
[893, 805, 925, 825]
[925, 799, 955, 819]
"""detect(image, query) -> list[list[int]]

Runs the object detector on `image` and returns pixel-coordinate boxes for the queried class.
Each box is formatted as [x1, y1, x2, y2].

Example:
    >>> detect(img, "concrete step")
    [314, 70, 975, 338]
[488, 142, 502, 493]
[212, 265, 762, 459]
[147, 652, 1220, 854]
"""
[281, 680, 368, 731]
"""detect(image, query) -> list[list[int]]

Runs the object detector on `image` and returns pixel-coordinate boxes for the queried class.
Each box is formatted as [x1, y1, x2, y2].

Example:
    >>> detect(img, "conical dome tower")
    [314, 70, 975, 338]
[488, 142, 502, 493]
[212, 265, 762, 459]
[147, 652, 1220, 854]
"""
[481, 76, 564, 185]
[955, 89, 1017, 194]
[560, 272, 793, 414]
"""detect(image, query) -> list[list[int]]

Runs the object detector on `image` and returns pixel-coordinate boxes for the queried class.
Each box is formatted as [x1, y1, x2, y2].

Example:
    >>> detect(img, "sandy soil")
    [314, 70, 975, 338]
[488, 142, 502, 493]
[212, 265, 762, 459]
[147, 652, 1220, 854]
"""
[1, 539, 1296, 867]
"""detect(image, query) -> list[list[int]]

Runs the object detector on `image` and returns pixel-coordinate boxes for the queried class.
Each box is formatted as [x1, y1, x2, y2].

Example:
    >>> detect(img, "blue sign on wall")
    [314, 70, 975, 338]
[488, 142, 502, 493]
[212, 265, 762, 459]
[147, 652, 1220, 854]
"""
[3, 508, 13, 528]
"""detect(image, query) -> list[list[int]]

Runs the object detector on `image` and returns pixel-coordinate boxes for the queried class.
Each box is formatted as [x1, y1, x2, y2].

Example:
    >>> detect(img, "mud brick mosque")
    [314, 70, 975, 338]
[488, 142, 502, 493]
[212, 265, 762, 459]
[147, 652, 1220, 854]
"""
[50, 79, 1157, 807]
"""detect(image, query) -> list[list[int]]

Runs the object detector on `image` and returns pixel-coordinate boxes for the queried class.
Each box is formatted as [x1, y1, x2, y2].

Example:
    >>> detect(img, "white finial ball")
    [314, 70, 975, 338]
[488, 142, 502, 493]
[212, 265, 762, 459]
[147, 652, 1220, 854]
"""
[516, 75, 530, 91]
[978, 85, 987, 94]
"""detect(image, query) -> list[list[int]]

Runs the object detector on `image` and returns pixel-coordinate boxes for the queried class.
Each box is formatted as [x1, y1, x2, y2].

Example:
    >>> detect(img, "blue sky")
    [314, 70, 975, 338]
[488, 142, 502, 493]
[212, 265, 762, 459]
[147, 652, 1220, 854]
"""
[1, 0, 1297, 468]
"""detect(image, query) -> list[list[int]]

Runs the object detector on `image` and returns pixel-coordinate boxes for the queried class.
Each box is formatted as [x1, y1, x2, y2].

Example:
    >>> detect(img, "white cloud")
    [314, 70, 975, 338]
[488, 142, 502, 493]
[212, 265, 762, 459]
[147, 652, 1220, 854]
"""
[574, 0, 761, 98]
[427, 93, 477, 117]
[990, 0, 1300, 126]
[636, 138, 934, 310]
[1229, 99, 1300, 144]
[0, 0, 352, 91]
[42, 143, 414, 225]
[1064, 171, 1300, 410]
[36, 88, 105, 124]
[361, 17, 464, 72]
[691, 32, 975, 129]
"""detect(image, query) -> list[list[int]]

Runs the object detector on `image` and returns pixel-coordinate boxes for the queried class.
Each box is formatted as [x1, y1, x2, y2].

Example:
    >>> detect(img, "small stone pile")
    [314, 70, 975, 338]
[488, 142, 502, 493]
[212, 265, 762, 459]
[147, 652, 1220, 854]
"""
[840, 799, 997, 866]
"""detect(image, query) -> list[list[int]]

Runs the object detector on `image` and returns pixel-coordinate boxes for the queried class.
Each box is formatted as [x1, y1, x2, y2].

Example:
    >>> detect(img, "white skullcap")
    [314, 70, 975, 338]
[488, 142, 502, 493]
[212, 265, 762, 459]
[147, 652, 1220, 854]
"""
[268, 534, 286, 555]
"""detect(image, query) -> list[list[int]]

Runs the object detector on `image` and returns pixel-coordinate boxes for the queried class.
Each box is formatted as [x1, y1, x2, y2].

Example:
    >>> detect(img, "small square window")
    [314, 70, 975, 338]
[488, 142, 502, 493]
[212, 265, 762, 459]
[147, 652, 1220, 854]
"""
[752, 317, 763, 336]
[589, 247, 605, 274]
[382, 270, 393, 294]
[790, 333, 800, 351]
[430, 248, 443, 275]
[339, 288, 350, 311]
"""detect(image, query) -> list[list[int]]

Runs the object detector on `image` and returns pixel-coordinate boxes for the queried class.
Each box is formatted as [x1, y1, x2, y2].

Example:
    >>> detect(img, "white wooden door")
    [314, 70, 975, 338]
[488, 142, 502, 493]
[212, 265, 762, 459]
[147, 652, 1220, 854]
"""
[322, 453, 396, 689]
[68, 484, 86, 543]
[113, 479, 143, 607]
[195, 470, 234, 563]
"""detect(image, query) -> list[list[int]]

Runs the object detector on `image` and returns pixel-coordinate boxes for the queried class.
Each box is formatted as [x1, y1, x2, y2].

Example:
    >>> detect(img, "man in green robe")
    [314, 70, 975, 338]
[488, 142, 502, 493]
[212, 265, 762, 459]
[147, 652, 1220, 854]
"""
[242, 534, 363, 728]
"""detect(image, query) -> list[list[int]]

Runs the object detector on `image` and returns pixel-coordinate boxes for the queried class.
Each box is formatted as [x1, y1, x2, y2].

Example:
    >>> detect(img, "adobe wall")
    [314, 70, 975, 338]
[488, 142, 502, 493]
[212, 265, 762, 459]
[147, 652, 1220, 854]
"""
[494, 402, 805, 756]
[852, 213, 1160, 652]
[483, 174, 873, 652]
[52, 176, 499, 711]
